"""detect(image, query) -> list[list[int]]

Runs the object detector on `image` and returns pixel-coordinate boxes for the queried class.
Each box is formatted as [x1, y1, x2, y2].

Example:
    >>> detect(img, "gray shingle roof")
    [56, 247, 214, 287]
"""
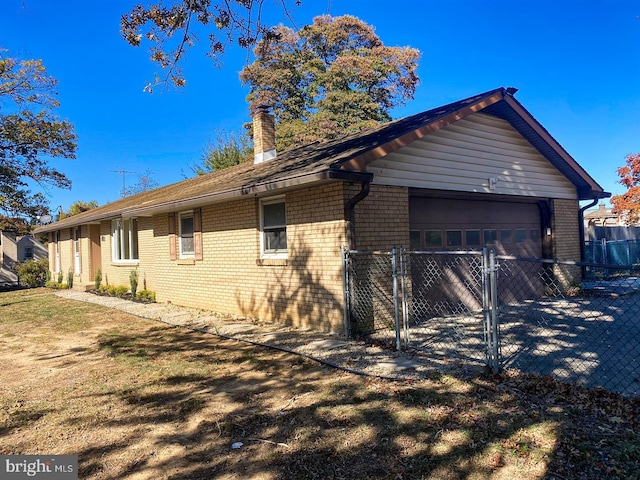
[35, 87, 607, 233]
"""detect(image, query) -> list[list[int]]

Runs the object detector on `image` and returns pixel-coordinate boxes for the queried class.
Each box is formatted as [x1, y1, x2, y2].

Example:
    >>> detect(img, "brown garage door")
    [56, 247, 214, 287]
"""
[409, 196, 542, 257]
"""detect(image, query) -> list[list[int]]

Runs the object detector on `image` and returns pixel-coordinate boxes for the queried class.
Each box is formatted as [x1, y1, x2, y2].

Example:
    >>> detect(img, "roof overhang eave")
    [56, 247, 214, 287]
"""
[578, 187, 611, 201]
[36, 169, 373, 227]
[34, 216, 113, 234]
[501, 95, 608, 199]
[128, 169, 369, 216]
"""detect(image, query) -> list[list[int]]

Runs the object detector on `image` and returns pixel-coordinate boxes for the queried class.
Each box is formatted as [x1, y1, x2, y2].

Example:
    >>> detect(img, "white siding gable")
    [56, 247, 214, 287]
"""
[368, 112, 577, 199]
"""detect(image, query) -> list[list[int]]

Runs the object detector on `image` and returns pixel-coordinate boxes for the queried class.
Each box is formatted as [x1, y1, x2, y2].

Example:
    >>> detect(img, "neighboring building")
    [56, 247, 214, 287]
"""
[0, 230, 48, 286]
[34, 87, 609, 332]
[584, 202, 623, 228]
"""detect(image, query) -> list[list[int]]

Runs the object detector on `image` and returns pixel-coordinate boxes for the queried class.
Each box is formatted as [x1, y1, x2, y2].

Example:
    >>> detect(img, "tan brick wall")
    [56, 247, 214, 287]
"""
[350, 183, 410, 250]
[551, 198, 581, 287]
[552, 198, 581, 261]
[95, 183, 349, 332]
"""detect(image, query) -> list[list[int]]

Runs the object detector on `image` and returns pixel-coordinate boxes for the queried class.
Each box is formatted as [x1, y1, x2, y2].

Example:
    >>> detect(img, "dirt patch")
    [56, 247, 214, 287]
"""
[1, 289, 639, 479]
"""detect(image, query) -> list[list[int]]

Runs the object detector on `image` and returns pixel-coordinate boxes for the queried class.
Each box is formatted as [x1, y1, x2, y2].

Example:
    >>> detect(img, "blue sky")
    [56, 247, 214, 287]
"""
[2, 0, 639, 213]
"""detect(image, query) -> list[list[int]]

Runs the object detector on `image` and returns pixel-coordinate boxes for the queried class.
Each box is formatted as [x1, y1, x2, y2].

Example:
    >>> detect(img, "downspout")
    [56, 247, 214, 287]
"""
[579, 197, 599, 262]
[344, 181, 371, 250]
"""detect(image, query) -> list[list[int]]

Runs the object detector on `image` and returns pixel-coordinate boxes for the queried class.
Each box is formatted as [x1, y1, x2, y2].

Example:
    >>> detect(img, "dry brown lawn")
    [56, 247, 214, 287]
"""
[1, 288, 639, 479]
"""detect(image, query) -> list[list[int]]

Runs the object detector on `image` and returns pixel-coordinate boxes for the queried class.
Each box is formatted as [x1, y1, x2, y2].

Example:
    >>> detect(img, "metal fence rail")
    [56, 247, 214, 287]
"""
[342, 247, 640, 397]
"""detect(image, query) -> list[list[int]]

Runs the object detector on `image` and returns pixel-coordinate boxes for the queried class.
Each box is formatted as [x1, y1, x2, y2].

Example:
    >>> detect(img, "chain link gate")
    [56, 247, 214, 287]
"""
[342, 247, 501, 372]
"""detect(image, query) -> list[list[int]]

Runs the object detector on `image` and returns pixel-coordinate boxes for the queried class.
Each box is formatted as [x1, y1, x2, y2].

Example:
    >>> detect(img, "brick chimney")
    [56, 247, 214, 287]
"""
[253, 105, 276, 164]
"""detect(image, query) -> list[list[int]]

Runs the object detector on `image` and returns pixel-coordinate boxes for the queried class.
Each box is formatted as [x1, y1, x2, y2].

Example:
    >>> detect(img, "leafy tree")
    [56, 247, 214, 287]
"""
[15, 258, 49, 288]
[0, 214, 35, 235]
[0, 50, 77, 220]
[121, 0, 297, 88]
[192, 129, 252, 175]
[611, 153, 640, 225]
[62, 200, 99, 218]
[240, 15, 420, 150]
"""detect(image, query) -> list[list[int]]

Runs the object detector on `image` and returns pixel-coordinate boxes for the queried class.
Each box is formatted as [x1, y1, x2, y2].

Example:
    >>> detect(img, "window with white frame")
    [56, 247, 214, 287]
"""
[112, 218, 139, 261]
[179, 212, 195, 257]
[260, 197, 287, 257]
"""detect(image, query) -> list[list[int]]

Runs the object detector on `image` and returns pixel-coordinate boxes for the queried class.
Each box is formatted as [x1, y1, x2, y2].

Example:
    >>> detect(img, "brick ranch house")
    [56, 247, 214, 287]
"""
[35, 87, 608, 332]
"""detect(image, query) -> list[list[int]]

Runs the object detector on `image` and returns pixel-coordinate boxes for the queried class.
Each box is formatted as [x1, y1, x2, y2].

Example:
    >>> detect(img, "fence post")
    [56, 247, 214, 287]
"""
[341, 246, 351, 338]
[391, 245, 402, 351]
[482, 248, 491, 366]
[400, 246, 410, 348]
[489, 249, 500, 374]
[483, 248, 500, 374]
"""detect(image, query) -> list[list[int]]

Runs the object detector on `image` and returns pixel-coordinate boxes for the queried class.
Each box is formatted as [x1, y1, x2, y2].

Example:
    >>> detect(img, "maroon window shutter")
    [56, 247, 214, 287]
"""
[168, 213, 176, 260]
[193, 208, 203, 261]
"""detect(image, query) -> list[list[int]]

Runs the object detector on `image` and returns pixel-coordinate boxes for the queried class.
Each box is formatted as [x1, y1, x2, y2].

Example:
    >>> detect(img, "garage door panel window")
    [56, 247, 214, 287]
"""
[424, 230, 442, 248]
[484, 229, 497, 244]
[466, 230, 481, 247]
[446, 230, 463, 248]
[515, 229, 527, 243]
[530, 229, 541, 242]
[410, 230, 422, 250]
[500, 229, 513, 245]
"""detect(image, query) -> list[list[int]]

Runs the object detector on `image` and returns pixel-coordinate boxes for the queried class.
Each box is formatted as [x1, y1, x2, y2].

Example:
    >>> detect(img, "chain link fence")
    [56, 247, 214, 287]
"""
[342, 250, 396, 336]
[343, 248, 640, 397]
[585, 239, 640, 266]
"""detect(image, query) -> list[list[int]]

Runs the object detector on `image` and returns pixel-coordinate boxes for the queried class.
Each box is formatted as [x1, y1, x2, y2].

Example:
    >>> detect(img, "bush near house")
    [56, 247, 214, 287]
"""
[136, 289, 155, 302]
[129, 270, 138, 296]
[95, 284, 156, 303]
[94, 268, 102, 290]
[14, 259, 49, 287]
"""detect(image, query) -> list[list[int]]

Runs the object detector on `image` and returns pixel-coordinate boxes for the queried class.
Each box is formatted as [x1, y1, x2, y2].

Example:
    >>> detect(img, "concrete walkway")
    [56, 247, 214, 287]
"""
[55, 290, 428, 381]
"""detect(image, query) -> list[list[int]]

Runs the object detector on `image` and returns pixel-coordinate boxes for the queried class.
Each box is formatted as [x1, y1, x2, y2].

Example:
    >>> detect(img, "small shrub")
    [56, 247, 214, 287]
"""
[114, 285, 129, 297]
[67, 269, 74, 289]
[129, 270, 138, 296]
[94, 268, 102, 290]
[98, 284, 118, 296]
[57, 271, 63, 284]
[136, 290, 156, 302]
[15, 258, 49, 287]
[45, 281, 68, 290]
[46, 270, 51, 282]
